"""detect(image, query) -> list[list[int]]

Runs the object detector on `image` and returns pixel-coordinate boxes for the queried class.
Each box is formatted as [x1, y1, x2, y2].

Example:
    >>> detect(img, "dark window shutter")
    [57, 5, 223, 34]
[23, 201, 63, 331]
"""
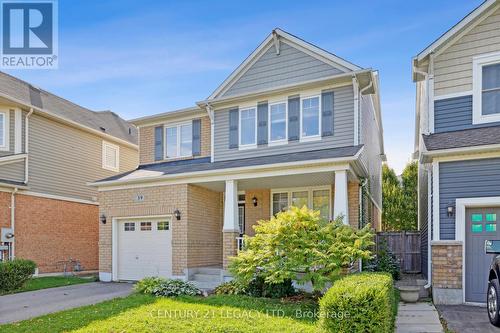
[154, 126, 164, 161]
[322, 91, 334, 137]
[257, 102, 268, 145]
[288, 97, 300, 141]
[229, 108, 239, 149]
[192, 119, 201, 156]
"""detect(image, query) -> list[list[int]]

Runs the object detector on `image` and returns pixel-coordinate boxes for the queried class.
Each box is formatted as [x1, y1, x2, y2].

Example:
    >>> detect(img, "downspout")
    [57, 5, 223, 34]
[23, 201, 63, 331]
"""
[205, 103, 215, 163]
[24, 108, 33, 184]
[10, 187, 18, 259]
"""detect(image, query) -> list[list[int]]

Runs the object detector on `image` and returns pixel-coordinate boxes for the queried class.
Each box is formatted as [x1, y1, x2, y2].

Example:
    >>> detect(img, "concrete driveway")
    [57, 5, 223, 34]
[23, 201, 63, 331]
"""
[436, 305, 500, 333]
[0, 282, 133, 324]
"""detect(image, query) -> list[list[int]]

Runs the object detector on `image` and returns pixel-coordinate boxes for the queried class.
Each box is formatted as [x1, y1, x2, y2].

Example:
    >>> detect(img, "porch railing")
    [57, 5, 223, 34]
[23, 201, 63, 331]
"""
[236, 237, 245, 252]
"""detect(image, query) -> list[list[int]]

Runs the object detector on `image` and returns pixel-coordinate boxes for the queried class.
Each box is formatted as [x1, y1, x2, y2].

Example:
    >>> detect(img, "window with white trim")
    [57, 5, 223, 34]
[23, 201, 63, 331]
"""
[473, 52, 500, 124]
[239, 107, 256, 147]
[269, 102, 287, 143]
[271, 187, 331, 219]
[301, 96, 321, 139]
[165, 122, 192, 158]
[102, 141, 119, 172]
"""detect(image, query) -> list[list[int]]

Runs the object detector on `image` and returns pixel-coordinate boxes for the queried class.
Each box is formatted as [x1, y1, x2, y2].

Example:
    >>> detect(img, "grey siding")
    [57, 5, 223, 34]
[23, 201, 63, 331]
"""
[214, 85, 354, 161]
[222, 42, 344, 97]
[29, 114, 138, 200]
[439, 158, 500, 240]
[0, 159, 24, 182]
[359, 94, 382, 207]
[434, 95, 500, 133]
[0, 109, 27, 157]
[434, 7, 500, 96]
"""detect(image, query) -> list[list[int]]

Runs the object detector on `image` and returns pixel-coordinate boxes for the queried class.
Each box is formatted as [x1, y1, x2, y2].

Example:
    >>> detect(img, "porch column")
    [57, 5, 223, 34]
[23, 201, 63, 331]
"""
[223, 180, 239, 269]
[334, 170, 349, 225]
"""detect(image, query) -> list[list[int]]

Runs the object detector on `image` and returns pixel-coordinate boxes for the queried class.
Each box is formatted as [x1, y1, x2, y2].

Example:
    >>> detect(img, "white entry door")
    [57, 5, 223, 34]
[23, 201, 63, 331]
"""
[117, 217, 172, 281]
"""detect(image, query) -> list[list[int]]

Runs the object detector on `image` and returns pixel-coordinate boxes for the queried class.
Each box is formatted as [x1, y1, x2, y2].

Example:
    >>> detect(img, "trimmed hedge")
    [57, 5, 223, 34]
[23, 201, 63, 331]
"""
[319, 272, 394, 333]
[0, 259, 36, 292]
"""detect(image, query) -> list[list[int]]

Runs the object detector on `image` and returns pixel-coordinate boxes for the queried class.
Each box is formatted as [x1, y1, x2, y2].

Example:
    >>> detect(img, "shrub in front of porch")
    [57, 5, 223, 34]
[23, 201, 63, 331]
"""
[0, 259, 36, 292]
[135, 277, 202, 297]
[229, 206, 374, 292]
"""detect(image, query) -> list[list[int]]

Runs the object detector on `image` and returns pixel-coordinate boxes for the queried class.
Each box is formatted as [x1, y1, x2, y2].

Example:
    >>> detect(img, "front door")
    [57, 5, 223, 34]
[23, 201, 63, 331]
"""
[465, 208, 500, 303]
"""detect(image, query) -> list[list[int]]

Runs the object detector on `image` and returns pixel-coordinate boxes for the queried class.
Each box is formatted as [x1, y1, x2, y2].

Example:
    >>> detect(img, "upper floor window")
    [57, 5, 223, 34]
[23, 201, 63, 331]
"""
[269, 102, 287, 143]
[102, 141, 120, 172]
[165, 122, 192, 158]
[239, 107, 256, 148]
[473, 52, 500, 124]
[301, 96, 321, 139]
[0, 112, 6, 150]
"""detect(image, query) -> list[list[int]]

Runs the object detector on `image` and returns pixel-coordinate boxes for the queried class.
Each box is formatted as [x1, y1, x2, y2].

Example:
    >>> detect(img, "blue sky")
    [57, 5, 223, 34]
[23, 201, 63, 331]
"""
[6, 0, 484, 173]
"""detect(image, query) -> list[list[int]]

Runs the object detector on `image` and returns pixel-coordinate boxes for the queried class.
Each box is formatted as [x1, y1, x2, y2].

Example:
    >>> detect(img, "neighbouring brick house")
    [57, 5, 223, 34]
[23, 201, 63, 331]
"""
[91, 29, 384, 287]
[0, 72, 138, 273]
[414, 0, 500, 304]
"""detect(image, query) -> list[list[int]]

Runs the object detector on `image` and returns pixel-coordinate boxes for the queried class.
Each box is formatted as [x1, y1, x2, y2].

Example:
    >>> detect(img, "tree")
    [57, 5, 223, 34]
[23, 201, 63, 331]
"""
[229, 206, 374, 291]
[382, 162, 418, 231]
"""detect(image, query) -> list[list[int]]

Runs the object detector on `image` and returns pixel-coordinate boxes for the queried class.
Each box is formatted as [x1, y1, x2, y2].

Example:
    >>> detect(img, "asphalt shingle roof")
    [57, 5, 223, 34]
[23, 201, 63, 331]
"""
[0, 72, 137, 145]
[96, 145, 363, 183]
[423, 126, 500, 151]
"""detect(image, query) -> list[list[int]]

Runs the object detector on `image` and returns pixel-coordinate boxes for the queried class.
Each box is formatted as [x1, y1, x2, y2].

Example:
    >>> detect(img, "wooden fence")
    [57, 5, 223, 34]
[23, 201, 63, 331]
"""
[375, 231, 421, 273]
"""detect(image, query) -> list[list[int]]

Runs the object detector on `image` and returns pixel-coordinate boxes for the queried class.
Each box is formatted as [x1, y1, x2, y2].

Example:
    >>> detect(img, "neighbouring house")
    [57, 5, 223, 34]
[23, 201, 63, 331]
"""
[0, 72, 138, 273]
[414, 0, 500, 305]
[91, 29, 385, 287]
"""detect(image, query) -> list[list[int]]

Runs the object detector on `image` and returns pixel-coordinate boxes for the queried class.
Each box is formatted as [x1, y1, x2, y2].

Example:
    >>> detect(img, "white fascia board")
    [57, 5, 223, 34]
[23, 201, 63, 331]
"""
[416, 0, 497, 62]
[421, 144, 500, 162]
[90, 148, 364, 190]
[130, 107, 204, 127]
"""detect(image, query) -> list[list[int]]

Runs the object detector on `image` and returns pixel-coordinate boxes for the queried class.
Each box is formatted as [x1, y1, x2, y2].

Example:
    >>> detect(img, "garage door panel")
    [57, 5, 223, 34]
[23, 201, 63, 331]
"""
[117, 218, 172, 281]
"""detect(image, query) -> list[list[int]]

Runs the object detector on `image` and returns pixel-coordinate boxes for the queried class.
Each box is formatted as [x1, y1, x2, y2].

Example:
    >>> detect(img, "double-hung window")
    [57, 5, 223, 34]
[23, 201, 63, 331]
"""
[269, 102, 287, 143]
[473, 52, 500, 124]
[0, 111, 8, 151]
[165, 122, 192, 158]
[102, 141, 120, 172]
[301, 96, 321, 139]
[239, 107, 256, 148]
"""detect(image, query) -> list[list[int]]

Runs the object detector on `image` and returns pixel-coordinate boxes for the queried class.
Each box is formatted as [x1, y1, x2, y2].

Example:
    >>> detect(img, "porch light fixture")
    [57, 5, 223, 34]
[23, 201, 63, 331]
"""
[174, 209, 181, 220]
[252, 196, 258, 207]
[447, 204, 454, 217]
[100, 214, 107, 224]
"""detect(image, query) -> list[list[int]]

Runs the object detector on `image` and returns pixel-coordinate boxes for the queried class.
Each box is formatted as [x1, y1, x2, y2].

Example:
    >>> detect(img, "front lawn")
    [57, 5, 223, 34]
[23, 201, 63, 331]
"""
[1, 294, 318, 333]
[1, 276, 96, 295]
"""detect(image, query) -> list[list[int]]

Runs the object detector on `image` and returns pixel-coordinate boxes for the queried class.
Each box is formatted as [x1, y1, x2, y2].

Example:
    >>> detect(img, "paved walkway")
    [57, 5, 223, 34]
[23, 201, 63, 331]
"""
[436, 304, 498, 333]
[396, 302, 444, 333]
[0, 282, 133, 324]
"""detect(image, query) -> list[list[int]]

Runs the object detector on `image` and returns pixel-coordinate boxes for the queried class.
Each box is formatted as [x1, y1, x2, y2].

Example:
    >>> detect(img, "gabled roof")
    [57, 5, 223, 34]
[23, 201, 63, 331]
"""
[207, 28, 362, 100]
[415, 0, 499, 62]
[0, 71, 137, 146]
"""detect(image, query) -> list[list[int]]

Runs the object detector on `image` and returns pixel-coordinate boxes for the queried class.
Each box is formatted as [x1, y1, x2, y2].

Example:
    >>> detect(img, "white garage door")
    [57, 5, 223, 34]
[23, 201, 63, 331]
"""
[117, 217, 172, 281]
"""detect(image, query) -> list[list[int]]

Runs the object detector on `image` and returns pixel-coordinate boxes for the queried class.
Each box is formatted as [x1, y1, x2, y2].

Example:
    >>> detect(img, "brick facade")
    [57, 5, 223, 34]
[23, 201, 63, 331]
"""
[138, 116, 211, 165]
[348, 181, 360, 229]
[223, 231, 239, 269]
[432, 242, 462, 289]
[244, 189, 270, 237]
[0, 193, 99, 273]
[98, 184, 221, 276]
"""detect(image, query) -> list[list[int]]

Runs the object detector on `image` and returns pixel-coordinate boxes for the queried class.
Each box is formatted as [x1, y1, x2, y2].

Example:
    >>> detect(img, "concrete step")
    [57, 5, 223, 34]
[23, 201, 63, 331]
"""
[191, 280, 220, 290]
[194, 267, 222, 275]
[192, 273, 220, 283]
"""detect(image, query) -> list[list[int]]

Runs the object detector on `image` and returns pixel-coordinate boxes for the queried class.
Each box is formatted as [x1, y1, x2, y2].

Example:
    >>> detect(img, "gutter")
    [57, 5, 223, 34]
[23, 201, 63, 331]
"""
[420, 143, 500, 163]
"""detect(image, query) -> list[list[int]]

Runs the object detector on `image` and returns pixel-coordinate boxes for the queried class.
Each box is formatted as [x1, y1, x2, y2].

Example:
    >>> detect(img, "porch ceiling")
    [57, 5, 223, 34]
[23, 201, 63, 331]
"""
[192, 171, 355, 192]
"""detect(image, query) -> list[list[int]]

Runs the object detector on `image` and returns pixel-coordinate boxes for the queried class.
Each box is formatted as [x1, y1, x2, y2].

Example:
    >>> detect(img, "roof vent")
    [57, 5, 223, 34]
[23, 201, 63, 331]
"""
[99, 126, 106, 132]
[128, 128, 132, 135]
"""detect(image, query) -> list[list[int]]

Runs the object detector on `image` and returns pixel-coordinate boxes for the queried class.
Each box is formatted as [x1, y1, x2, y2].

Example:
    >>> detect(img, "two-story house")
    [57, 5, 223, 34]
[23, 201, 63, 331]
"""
[91, 29, 384, 287]
[414, 0, 500, 305]
[0, 72, 138, 273]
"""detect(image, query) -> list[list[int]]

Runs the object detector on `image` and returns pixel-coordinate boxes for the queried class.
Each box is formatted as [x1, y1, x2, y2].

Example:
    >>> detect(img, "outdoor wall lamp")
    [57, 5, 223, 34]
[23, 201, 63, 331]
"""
[100, 214, 107, 224]
[447, 204, 455, 217]
[174, 209, 181, 220]
[252, 196, 258, 207]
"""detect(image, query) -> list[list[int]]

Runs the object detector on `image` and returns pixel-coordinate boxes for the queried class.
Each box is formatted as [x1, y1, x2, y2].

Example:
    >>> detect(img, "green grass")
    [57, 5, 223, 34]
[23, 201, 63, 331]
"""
[1, 276, 96, 295]
[0, 294, 319, 333]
